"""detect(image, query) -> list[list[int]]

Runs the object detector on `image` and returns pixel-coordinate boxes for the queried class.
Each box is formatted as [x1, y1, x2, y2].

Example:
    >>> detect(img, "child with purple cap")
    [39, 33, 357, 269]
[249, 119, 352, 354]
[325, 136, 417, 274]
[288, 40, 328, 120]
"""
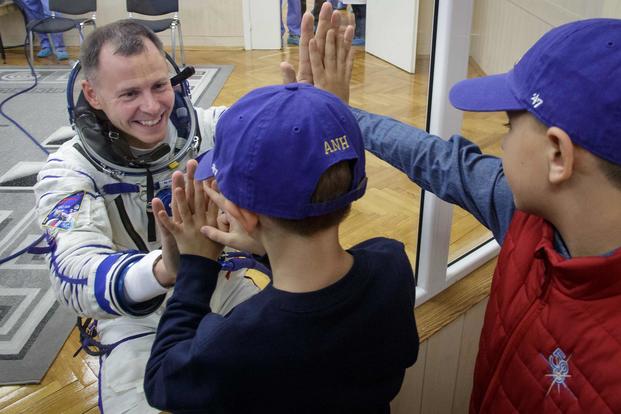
[144, 83, 419, 413]
[333, 17, 621, 413]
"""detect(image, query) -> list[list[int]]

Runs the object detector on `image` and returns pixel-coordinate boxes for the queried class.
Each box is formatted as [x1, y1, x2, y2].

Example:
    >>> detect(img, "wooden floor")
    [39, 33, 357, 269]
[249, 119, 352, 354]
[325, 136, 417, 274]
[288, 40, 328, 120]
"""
[0, 43, 505, 413]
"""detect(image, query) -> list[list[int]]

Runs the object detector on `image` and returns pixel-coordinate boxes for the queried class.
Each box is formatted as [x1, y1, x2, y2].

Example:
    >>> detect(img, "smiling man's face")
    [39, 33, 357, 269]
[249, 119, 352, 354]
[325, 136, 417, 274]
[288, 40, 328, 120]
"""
[82, 37, 174, 149]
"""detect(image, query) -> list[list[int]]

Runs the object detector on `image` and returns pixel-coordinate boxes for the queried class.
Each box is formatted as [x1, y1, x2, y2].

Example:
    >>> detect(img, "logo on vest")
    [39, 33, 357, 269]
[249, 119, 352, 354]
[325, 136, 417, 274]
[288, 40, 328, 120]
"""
[545, 347, 571, 396]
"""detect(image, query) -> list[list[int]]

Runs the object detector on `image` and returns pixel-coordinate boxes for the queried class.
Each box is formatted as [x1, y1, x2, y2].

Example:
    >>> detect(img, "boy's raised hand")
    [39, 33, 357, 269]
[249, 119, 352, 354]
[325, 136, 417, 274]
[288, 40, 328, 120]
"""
[280, 7, 316, 85]
[154, 161, 223, 261]
[309, 13, 354, 103]
[280, 1, 355, 103]
[152, 196, 179, 287]
[201, 181, 266, 256]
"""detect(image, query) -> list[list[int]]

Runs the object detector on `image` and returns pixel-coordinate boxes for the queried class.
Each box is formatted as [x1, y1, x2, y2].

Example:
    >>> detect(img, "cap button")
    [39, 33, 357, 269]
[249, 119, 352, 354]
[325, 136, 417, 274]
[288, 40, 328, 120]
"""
[285, 83, 299, 91]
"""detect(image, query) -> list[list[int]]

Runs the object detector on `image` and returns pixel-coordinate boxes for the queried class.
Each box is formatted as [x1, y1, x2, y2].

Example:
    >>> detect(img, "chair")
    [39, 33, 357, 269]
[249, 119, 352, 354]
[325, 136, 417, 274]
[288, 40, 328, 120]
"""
[126, 0, 185, 66]
[25, 0, 97, 63]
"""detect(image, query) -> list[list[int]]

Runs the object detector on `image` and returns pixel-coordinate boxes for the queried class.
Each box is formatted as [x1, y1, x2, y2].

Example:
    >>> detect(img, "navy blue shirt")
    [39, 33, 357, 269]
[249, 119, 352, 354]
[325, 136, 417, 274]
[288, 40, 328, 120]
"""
[145, 237, 419, 413]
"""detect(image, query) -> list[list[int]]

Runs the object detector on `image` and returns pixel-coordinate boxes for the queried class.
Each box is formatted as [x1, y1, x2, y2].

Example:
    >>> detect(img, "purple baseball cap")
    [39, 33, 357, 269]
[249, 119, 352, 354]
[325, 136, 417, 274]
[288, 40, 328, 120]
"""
[198, 83, 367, 219]
[449, 18, 621, 165]
[195, 149, 215, 180]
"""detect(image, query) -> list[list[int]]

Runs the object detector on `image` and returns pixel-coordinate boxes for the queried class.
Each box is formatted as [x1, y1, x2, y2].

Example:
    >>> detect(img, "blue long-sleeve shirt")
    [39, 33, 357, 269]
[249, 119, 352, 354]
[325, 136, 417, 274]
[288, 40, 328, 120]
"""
[350, 107, 589, 258]
[352, 107, 516, 244]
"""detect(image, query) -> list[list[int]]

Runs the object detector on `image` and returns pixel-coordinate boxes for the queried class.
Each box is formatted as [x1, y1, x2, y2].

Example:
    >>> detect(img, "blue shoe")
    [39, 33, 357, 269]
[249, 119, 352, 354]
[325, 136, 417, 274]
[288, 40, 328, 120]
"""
[287, 34, 300, 46]
[335, 2, 346, 10]
[352, 37, 365, 46]
[37, 48, 52, 58]
[55, 50, 69, 61]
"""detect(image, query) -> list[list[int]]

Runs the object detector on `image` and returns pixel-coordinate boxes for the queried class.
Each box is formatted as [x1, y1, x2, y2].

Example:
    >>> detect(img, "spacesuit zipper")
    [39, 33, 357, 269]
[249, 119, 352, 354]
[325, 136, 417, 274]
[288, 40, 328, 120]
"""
[478, 264, 552, 412]
[114, 196, 148, 252]
[146, 168, 156, 242]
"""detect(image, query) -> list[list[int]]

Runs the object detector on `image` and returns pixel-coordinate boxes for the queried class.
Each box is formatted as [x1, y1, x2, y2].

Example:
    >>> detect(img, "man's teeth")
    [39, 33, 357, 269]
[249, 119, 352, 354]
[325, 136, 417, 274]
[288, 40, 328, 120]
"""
[138, 118, 160, 126]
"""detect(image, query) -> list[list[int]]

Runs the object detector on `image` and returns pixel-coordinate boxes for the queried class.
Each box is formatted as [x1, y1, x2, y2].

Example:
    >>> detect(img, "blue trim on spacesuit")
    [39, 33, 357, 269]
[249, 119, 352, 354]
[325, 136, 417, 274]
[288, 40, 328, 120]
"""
[102, 183, 140, 195]
[38, 190, 102, 202]
[95, 254, 123, 316]
[113, 256, 167, 316]
[46, 232, 89, 286]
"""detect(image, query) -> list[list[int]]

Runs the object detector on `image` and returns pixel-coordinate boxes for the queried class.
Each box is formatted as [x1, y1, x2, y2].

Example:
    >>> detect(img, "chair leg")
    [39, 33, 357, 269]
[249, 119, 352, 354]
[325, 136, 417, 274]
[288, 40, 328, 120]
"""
[176, 22, 185, 67]
[171, 25, 177, 65]
[29, 31, 34, 64]
[0, 31, 6, 64]
[48, 35, 57, 62]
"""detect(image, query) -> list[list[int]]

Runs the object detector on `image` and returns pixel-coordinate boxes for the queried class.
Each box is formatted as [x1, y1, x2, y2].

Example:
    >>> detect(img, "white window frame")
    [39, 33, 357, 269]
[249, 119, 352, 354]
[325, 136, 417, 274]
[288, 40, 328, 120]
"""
[414, 0, 500, 306]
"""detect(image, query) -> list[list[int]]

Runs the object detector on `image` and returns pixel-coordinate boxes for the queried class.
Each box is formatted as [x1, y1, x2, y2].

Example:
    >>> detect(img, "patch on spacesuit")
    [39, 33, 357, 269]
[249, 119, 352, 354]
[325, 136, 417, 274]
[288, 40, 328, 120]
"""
[42, 191, 85, 231]
[244, 269, 271, 290]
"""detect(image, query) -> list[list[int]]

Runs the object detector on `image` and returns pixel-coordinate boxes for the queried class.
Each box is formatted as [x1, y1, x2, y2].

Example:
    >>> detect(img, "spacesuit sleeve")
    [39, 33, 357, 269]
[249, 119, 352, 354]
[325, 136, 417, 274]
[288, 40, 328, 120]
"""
[195, 106, 227, 151]
[33, 145, 165, 320]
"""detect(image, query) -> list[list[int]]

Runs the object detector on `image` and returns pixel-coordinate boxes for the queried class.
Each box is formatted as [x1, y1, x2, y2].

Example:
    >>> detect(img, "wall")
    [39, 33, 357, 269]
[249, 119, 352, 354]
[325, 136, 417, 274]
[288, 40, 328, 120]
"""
[471, 0, 621, 74]
[416, 0, 434, 56]
[5, 0, 620, 58]
[0, 0, 244, 49]
[391, 299, 488, 414]
[2, 0, 435, 53]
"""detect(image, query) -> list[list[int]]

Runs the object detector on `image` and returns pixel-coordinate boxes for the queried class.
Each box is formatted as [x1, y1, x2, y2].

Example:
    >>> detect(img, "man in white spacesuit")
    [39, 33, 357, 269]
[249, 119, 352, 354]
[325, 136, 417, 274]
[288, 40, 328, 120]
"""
[34, 3, 351, 411]
[33, 20, 262, 413]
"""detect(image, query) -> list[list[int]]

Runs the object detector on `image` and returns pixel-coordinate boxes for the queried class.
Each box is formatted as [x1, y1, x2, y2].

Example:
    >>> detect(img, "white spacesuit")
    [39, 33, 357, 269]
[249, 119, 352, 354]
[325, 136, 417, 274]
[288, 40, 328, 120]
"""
[34, 101, 262, 413]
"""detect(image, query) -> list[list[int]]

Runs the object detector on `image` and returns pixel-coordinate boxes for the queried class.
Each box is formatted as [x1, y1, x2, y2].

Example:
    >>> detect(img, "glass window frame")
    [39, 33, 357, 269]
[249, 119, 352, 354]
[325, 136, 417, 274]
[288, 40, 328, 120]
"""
[414, 0, 500, 306]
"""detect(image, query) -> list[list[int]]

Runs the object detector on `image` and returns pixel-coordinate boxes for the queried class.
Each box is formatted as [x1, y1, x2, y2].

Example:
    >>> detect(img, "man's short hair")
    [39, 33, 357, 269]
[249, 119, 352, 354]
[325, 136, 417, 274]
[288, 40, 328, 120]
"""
[271, 161, 353, 236]
[80, 20, 165, 82]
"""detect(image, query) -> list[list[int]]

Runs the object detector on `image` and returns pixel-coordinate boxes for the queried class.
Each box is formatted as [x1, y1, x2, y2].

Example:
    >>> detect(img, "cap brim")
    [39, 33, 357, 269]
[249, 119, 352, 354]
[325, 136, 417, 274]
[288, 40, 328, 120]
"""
[194, 149, 215, 181]
[449, 73, 525, 112]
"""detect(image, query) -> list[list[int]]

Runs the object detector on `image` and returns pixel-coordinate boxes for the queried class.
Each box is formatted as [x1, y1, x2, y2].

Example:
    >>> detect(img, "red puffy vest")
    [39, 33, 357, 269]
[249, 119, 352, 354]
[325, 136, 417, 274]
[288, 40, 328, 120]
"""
[470, 211, 621, 413]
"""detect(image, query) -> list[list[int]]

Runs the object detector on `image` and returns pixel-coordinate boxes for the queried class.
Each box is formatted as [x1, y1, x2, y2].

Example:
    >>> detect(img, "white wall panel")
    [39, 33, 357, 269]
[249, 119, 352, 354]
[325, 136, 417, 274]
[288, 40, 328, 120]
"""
[0, 0, 245, 48]
[391, 341, 427, 414]
[471, 0, 621, 75]
[452, 299, 488, 414]
[420, 315, 464, 413]
[392, 298, 488, 413]
[366, 0, 419, 73]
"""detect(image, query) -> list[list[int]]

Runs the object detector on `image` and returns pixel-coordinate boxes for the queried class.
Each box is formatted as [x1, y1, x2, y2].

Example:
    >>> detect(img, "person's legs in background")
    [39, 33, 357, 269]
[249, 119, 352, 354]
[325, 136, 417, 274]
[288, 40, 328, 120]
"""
[40, 0, 67, 60]
[287, 0, 305, 45]
[20, 0, 68, 60]
[19, 0, 49, 57]
[312, 0, 339, 29]
[351, 4, 365, 46]
[315, 1, 364, 45]
[282, 0, 306, 46]
[311, 0, 324, 23]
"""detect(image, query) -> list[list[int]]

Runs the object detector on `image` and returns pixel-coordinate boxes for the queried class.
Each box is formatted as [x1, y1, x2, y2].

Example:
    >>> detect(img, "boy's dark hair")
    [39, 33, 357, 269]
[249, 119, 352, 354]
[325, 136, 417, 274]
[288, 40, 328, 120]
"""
[80, 20, 165, 82]
[597, 158, 621, 190]
[271, 161, 353, 236]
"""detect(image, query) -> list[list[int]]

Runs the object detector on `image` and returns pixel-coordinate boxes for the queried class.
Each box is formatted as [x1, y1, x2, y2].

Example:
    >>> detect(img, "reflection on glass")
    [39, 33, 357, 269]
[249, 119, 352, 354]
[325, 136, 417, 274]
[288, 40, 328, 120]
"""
[340, 1, 434, 268]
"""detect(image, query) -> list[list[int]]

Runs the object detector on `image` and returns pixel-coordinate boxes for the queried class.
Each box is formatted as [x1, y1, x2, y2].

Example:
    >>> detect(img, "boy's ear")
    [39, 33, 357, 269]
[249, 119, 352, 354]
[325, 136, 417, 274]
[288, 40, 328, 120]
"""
[81, 79, 103, 110]
[546, 126, 574, 184]
[221, 199, 259, 234]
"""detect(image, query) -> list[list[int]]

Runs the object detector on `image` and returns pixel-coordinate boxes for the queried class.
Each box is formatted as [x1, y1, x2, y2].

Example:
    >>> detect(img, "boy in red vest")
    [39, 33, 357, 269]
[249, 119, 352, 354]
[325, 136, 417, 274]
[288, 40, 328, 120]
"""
[303, 14, 621, 413]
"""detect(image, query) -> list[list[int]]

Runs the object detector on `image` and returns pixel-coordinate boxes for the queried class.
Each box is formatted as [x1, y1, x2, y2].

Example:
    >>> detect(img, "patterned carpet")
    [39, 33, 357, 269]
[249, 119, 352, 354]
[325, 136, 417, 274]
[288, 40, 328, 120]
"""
[0, 64, 231, 384]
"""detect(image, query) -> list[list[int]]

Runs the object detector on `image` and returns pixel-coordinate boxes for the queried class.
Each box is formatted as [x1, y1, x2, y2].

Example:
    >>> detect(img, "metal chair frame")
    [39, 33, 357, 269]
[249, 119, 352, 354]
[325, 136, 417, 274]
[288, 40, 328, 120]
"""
[126, 0, 184, 66]
[26, 0, 97, 63]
